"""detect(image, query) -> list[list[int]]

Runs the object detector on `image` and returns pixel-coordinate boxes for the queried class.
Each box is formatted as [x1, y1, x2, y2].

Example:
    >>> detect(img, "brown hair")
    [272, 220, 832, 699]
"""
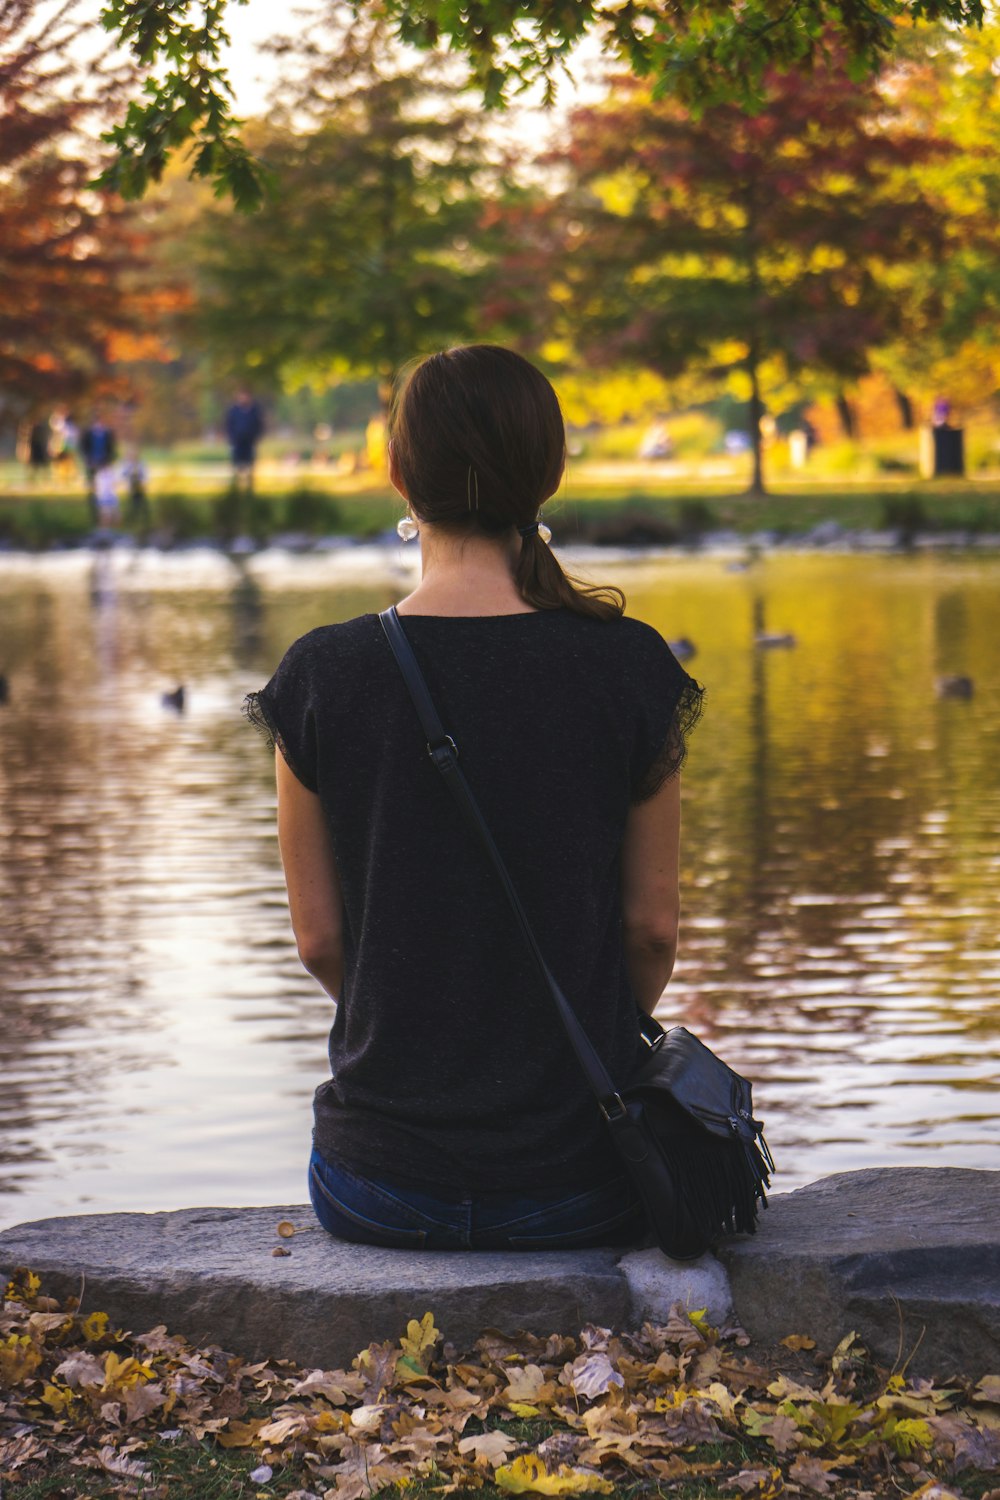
[389, 345, 624, 620]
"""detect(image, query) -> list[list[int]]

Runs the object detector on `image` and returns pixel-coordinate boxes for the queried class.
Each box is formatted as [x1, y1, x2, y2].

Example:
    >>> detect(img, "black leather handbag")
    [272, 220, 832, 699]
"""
[379, 606, 774, 1261]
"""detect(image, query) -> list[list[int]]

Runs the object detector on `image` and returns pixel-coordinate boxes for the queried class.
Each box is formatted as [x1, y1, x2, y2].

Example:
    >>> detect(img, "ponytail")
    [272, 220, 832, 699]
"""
[514, 532, 625, 621]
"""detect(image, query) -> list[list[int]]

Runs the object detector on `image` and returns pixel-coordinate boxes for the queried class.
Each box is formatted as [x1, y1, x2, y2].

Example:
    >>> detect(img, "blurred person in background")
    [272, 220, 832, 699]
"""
[80, 411, 118, 526]
[121, 444, 150, 527]
[225, 388, 265, 492]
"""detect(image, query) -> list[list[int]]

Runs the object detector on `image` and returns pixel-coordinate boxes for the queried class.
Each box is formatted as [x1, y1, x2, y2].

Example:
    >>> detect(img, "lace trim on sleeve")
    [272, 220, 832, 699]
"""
[633, 676, 705, 802]
[243, 690, 314, 790]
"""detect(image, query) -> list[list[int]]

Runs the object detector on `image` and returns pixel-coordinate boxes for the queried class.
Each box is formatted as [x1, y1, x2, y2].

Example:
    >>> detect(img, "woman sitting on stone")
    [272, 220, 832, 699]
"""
[246, 344, 702, 1250]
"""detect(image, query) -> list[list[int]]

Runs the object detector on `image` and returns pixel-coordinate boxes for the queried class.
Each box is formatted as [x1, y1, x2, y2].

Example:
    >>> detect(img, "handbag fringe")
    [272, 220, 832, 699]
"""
[642, 1096, 774, 1241]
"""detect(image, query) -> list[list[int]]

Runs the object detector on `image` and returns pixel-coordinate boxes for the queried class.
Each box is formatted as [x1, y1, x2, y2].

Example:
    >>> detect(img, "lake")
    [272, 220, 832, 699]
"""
[0, 543, 997, 1230]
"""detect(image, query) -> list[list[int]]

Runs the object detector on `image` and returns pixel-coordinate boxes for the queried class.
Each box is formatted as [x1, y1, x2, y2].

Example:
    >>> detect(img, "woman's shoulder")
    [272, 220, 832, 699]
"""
[572, 611, 679, 667]
[277, 614, 381, 667]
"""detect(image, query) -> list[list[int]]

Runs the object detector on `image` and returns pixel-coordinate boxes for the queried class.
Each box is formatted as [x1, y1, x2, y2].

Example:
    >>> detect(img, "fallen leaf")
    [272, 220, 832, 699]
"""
[787, 1454, 842, 1493]
[27, 1311, 73, 1336]
[355, 1340, 398, 1399]
[975, 1377, 1000, 1406]
[457, 1429, 517, 1466]
[766, 1373, 819, 1402]
[398, 1312, 440, 1382]
[762, 1412, 801, 1455]
[882, 1414, 933, 1456]
[287, 1368, 363, 1404]
[830, 1332, 863, 1373]
[705, 1380, 743, 1425]
[133, 1326, 188, 1358]
[92, 1443, 152, 1479]
[81, 1312, 109, 1342]
[215, 1418, 266, 1449]
[781, 1335, 816, 1351]
[566, 1352, 624, 1401]
[272, 1248, 292, 1258]
[505, 1364, 549, 1404]
[688, 1308, 715, 1337]
[258, 1411, 314, 1443]
[350, 1403, 386, 1433]
[250, 1463, 274, 1482]
[123, 1380, 167, 1424]
[496, 1452, 613, 1495]
[53, 1350, 106, 1389]
[722, 1465, 784, 1498]
[40, 1380, 75, 1414]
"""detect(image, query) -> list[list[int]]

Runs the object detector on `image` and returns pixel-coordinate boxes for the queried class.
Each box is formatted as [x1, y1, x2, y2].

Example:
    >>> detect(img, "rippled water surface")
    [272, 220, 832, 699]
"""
[1, 546, 998, 1228]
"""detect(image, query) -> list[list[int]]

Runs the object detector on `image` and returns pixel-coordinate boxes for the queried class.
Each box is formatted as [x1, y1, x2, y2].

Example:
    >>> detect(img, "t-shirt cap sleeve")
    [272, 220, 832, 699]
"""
[630, 631, 704, 802]
[243, 637, 320, 793]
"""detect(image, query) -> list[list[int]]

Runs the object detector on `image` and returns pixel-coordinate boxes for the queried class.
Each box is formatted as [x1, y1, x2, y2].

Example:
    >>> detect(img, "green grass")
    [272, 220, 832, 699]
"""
[2, 474, 1000, 550]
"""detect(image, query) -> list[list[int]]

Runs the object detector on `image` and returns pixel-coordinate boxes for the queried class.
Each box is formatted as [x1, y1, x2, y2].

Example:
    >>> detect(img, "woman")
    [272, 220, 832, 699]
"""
[246, 345, 702, 1250]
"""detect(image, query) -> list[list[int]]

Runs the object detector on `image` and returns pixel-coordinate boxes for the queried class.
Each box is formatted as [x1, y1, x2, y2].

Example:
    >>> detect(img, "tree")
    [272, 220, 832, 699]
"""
[99, 0, 987, 205]
[542, 57, 950, 492]
[866, 21, 1000, 415]
[0, 0, 143, 423]
[185, 9, 499, 396]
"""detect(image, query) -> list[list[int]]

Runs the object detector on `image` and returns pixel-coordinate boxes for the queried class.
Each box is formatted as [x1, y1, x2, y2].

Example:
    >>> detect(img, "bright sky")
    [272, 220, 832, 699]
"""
[218, 0, 606, 136]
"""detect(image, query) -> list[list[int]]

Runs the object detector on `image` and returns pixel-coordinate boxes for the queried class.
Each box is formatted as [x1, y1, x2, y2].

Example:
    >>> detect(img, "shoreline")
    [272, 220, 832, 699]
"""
[1, 522, 1000, 579]
[1, 1168, 997, 1380]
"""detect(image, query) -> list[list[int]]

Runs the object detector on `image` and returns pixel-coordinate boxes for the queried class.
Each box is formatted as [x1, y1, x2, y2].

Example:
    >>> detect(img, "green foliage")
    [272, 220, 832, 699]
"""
[98, 0, 268, 206]
[544, 57, 951, 491]
[880, 493, 928, 534]
[283, 487, 343, 534]
[188, 11, 497, 387]
[866, 18, 1000, 409]
[0, 499, 92, 548]
[209, 487, 273, 539]
[98, 0, 990, 202]
[154, 492, 207, 540]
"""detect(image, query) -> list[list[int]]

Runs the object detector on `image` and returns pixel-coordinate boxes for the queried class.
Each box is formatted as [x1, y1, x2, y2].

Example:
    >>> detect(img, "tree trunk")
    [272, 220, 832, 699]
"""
[835, 392, 856, 439]
[748, 354, 766, 496]
[894, 387, 915, 430]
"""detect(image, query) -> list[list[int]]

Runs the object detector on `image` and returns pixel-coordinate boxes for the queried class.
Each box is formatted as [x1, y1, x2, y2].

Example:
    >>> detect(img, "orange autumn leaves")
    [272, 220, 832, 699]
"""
[2, 1266, 1000, 1499]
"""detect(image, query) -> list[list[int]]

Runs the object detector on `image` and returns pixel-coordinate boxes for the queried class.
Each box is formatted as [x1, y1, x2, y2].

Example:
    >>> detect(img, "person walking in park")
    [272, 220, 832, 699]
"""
[25, 416, 51, 479]
[225, 388, 264, 492]
[80, 411, 118, 526]
[120, 444, 150, 527]
[246, 345, 702, 1250]
[49, 408, 80, 482]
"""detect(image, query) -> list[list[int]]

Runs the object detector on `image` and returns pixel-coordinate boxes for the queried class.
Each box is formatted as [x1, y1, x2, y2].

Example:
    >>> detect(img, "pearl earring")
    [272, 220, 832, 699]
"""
[396, 515, 419, 542]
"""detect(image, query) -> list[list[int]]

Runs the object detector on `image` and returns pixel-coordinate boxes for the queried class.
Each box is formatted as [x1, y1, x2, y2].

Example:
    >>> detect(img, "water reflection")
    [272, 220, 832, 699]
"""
[0, 548, 997, 1227]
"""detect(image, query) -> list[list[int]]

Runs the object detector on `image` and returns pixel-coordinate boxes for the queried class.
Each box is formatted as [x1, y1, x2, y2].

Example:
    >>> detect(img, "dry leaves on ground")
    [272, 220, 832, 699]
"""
[1, 1265, 998, 1498]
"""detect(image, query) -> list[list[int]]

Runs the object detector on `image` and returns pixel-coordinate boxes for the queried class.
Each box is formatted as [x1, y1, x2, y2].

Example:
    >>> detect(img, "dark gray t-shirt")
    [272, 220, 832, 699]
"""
[247, 609, 702, 1193]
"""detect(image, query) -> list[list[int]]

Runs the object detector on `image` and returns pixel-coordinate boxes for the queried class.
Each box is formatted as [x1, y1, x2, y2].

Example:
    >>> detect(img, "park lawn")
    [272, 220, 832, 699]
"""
[3, 472, 1000, 548]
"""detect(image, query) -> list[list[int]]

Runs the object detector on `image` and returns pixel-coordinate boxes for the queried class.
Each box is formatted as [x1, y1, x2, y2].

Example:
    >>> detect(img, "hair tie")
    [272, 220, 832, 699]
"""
[517, 521, 540, 539]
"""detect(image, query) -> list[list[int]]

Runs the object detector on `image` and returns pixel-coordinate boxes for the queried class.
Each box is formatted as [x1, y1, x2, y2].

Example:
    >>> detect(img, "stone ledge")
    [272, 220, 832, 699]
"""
[717, 1167, 1000, 1379]
[1, 1169, 997, 1377]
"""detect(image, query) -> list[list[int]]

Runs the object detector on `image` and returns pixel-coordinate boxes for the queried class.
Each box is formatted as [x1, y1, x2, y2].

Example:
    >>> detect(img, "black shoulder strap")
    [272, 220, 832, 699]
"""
[378, 605, 624, 1112]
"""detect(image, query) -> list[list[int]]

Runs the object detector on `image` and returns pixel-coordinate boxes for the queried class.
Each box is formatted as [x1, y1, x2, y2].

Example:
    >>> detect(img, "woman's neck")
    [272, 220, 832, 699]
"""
[396, 523, 535, 616]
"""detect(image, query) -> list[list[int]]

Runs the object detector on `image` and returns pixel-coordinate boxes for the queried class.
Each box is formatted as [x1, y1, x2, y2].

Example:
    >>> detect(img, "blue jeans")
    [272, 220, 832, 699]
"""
[308, 1147, 645, 1250]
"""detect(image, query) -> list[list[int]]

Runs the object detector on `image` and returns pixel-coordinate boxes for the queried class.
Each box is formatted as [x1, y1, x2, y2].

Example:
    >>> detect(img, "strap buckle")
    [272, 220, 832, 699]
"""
[427, 736, 458, 768]
[599, 1092, 628, 1123]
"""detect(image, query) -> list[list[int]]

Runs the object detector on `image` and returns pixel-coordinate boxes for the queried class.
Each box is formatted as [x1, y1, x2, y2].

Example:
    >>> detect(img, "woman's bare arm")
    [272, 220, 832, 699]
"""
[620, 773, 682, 1015]
[275, 750, 344, 1001]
